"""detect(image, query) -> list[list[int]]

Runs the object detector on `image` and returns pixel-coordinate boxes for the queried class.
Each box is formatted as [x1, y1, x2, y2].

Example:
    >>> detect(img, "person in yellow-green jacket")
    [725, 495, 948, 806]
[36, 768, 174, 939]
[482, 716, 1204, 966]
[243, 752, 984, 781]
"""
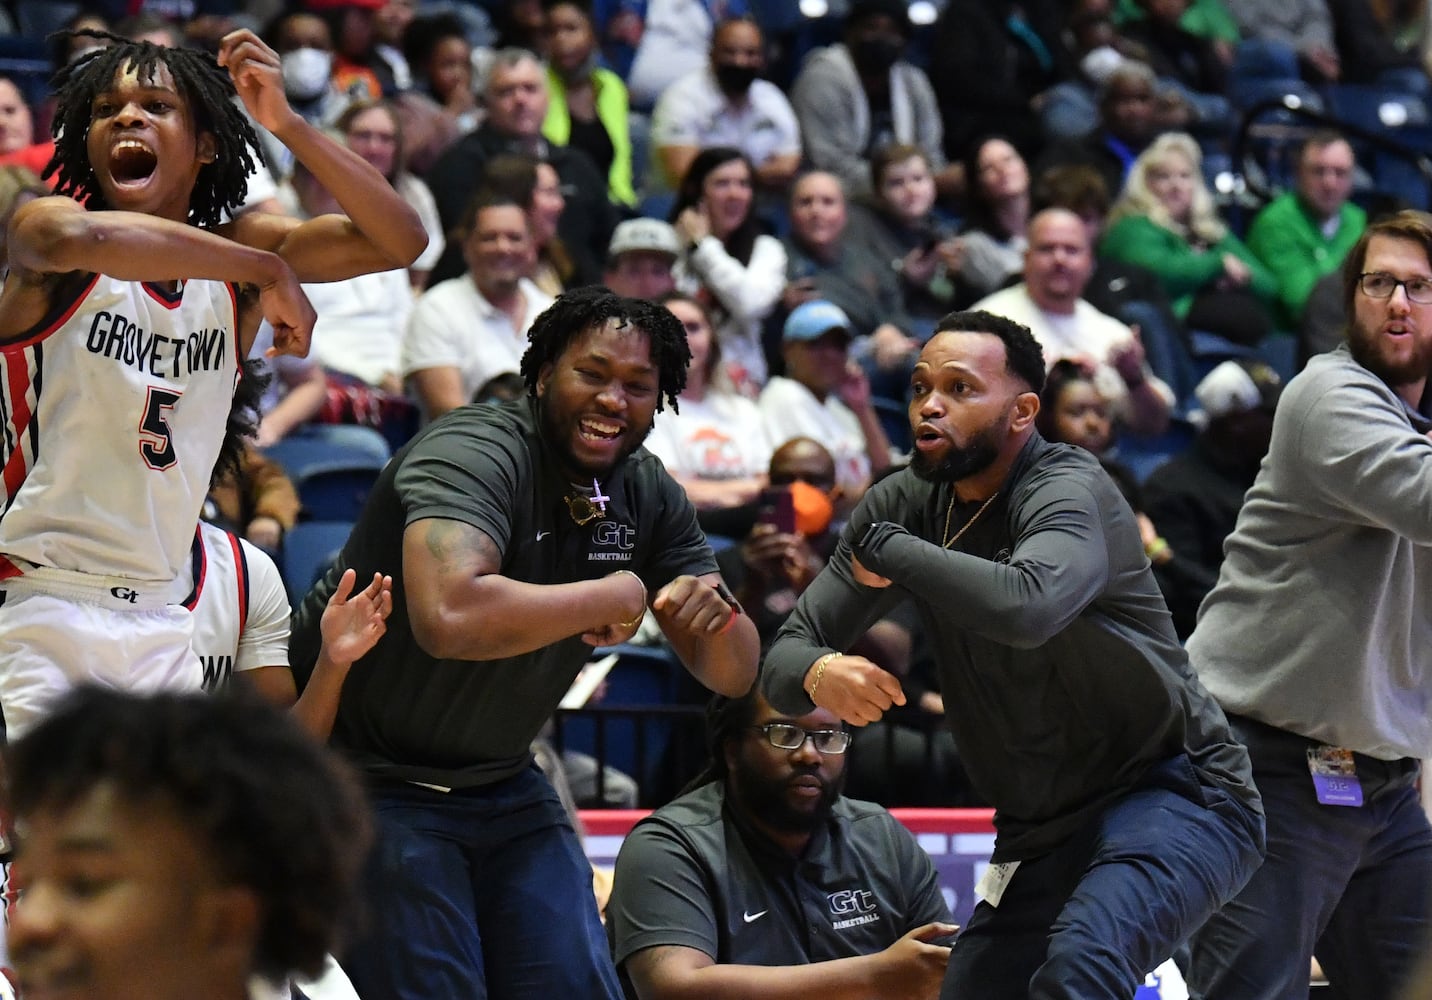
[542, 0, 638, 208]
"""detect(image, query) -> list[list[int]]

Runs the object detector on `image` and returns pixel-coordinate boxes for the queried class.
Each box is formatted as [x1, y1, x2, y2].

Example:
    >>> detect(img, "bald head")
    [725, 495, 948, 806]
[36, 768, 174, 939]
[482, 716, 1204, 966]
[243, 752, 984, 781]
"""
[770, 436, 836, 490]
[1024, 208, 1093, 314]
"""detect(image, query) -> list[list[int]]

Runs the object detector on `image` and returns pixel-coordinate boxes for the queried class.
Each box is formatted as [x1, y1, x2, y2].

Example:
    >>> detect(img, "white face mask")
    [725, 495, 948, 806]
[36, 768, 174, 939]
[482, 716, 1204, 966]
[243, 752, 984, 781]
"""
[1080, 45, 1125, 85]
[281, 47, 333, 102]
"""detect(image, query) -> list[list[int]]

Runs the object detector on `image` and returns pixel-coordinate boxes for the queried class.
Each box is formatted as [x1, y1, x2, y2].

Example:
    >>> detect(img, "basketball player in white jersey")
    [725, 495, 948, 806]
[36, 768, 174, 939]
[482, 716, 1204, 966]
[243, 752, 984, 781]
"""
[185, 517, 389, 1000]
[0, 28, 425, 737]
[185, 518, 391, 742]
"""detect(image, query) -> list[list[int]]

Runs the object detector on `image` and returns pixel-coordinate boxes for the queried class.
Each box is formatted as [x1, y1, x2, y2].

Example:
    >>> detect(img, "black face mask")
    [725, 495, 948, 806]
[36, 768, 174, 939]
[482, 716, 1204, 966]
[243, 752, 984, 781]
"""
[714, 62, 759, 97]
[851, 35, 903, 75]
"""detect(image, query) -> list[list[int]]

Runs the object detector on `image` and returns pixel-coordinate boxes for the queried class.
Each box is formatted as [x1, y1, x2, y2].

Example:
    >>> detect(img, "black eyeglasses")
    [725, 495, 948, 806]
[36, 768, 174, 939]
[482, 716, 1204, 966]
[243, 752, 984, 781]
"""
[1358, 271, 1432, 304]
[749, 723, 851, 754]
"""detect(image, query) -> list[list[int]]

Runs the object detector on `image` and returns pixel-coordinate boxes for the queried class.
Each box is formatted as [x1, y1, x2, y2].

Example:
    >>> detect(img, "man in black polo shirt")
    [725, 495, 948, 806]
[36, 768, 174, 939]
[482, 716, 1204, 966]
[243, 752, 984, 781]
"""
[607, 686, 956, 999]
[763, 310, 1265, 999]
[289, 287, 759, 1000]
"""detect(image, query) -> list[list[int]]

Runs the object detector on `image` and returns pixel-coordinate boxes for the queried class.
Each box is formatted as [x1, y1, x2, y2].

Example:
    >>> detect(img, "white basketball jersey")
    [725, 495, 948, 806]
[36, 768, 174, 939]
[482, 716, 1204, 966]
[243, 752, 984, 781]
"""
[0, 274, 242, 582]
[183, 521, 289, 691]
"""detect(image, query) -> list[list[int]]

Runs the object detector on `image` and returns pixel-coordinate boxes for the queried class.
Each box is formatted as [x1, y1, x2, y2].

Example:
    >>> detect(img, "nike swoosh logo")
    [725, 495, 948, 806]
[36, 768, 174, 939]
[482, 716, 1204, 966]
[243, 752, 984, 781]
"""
[743, 909, 767, 923]
[535, 531, 551, 541]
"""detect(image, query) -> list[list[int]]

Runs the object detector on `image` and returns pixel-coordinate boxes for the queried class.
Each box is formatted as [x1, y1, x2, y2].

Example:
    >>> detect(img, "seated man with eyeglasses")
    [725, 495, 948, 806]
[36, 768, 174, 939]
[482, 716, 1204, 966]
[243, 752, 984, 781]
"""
[606, 685, 957, 1000]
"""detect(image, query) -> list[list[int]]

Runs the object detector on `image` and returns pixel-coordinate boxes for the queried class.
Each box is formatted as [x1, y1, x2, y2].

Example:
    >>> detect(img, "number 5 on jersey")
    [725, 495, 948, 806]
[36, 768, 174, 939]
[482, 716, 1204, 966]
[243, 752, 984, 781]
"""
[140, 386, 183, 470]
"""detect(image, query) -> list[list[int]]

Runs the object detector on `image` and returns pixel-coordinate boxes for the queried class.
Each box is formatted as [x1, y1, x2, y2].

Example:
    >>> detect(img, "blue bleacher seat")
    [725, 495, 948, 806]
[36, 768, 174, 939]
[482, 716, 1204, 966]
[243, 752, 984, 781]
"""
[294, 463, 384, 523]
[559, 642, 684, 801]
[280, 521, 353, 605]
[15, 1, 80, 40]
[261, 425, 389, 485]
[705, 533, 739, 555]
[1117, 419, 1197, 485]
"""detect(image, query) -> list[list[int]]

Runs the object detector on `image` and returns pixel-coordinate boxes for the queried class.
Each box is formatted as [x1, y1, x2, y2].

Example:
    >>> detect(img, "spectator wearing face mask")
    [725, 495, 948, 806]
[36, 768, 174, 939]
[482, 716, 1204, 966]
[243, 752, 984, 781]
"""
[790, 0, 960, 200]
[650, 16, 801, 193]
[261, 10, 345, 179]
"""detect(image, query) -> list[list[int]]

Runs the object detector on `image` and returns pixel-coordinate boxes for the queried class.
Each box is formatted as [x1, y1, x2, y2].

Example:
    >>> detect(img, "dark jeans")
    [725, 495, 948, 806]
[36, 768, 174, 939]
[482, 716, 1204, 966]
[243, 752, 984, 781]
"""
[1186, 715, 1432, 1000]
[340, 765, 622, 1000]
[941, 755, 1265, 1000]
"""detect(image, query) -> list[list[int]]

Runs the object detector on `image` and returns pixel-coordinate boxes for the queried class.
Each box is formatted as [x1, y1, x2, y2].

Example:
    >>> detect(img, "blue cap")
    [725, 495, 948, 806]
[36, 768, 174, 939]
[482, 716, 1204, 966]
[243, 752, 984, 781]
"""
[783, 300, 853, 342]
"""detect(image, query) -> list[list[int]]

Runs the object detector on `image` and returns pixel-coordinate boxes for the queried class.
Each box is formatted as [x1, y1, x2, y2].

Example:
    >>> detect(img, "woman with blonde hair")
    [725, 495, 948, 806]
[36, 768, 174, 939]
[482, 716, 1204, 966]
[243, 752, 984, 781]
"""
[1101, 132, 1278, 344]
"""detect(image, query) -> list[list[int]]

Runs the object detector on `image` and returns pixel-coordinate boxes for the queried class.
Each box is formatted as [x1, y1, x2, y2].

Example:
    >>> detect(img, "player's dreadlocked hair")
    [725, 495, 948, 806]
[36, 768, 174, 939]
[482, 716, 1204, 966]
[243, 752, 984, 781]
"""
[680, 684, 767, 792]
[210, 357, 271, 488]
[44, 31, 262, 227]
[519, 284, 690, 413]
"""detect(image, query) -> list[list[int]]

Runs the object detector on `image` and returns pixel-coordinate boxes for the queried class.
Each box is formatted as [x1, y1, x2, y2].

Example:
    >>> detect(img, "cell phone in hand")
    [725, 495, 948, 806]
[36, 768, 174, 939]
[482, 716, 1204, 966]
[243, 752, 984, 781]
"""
[756, 487, 797, 534]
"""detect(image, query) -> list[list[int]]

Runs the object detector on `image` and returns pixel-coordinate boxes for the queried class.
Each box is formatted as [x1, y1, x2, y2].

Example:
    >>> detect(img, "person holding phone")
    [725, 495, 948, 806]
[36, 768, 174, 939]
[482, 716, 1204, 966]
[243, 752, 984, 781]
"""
[716, 437, 844, 649]
[844, 144, 973, 327]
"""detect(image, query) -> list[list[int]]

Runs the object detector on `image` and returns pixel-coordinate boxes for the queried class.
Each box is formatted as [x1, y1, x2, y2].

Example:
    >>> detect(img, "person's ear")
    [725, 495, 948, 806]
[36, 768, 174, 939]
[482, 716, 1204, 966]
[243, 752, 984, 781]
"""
[196, 132, 216, 165]
[196, 884, 260, 972]
[1010, 390, 1039, 433]
[536, 361, 553, 398]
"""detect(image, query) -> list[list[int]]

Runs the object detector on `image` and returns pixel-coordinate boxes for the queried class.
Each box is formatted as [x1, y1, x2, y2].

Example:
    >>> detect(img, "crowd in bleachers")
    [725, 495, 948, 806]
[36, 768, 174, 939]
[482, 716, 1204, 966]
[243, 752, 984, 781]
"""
[2, 0, 1431, 811]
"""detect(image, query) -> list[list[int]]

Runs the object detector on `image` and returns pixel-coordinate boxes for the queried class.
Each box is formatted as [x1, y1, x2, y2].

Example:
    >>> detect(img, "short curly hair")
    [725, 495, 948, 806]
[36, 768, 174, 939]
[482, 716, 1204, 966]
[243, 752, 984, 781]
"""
[45, 31, 262, 227]
[520, 284, 690, 413]
[934, 309, 1047, 394]
[6, 686, 372, 984]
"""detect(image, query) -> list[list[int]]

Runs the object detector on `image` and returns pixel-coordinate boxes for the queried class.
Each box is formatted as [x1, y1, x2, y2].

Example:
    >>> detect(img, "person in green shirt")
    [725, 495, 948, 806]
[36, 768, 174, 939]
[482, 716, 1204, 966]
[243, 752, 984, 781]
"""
[1101, 131, 1279, 342]
[1246, 130, 1366, 328]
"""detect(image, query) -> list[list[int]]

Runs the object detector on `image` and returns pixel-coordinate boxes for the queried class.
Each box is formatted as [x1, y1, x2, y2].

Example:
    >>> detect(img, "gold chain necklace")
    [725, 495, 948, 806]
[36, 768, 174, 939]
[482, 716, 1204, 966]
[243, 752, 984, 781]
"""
[942, 490, 999, 549]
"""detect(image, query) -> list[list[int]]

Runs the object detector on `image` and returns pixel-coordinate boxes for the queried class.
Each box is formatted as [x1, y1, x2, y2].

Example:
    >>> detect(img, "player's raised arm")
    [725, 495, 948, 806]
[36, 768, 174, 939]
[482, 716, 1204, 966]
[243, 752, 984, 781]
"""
[215, 29, 427, 282]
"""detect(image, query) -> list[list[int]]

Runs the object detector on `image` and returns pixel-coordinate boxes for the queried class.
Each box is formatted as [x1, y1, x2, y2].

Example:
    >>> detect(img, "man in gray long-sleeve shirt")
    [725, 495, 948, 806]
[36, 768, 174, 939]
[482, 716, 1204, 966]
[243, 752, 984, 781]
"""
[1185, 211, 1432, 1000]
[763, 309, 1264, 1000]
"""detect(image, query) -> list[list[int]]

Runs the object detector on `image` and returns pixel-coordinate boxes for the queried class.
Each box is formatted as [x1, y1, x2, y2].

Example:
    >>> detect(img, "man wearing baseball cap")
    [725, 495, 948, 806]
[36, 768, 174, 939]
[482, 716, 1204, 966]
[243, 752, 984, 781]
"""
[758, 301, 892, 499]
[1142, 359, 1282, 638]
[605, 218, 681, 301]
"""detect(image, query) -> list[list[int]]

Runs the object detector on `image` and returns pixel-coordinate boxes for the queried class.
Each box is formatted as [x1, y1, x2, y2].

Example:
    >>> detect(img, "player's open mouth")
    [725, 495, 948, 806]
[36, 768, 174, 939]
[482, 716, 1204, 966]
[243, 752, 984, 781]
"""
[110, 139, 158, 185]
[914, 424, 946, 451]
[578, 417, 623, 442]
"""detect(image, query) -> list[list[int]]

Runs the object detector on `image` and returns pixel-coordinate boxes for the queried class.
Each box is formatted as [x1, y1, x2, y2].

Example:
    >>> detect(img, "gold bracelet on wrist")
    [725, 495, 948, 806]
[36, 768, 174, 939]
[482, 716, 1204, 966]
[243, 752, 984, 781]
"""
[808, 652, 839, 703]
[611, 570, 646, 629]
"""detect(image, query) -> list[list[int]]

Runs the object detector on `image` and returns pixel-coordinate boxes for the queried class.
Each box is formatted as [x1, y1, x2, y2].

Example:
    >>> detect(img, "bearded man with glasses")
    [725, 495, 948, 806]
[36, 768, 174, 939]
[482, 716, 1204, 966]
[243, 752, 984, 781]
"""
[606, 686, 957, 1000]
[1184, 210, 1432, 1000]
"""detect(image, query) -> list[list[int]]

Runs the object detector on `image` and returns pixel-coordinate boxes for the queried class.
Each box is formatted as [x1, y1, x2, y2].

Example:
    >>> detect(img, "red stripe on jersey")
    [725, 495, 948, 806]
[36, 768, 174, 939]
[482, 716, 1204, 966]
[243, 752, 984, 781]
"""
[183, 528, 209, 611]
[0, 351, 35, 506]
[224, 530, 249, 634]
[1, 273, 103, 352]
[0, 554, 22, 579]
[141, 281, 184, 309]
[226, 282, 241, 372]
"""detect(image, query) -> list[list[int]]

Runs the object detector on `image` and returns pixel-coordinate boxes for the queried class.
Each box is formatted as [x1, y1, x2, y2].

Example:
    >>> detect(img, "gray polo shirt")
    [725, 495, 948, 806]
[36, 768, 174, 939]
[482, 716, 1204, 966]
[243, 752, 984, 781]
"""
[607, 781, 950, 988]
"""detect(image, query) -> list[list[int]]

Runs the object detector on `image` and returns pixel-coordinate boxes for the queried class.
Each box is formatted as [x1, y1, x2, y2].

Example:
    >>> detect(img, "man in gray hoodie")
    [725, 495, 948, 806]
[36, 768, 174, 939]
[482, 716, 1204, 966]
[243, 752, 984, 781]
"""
[1186, 210, 1432, 1000]
[789, 0, 959, 200]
